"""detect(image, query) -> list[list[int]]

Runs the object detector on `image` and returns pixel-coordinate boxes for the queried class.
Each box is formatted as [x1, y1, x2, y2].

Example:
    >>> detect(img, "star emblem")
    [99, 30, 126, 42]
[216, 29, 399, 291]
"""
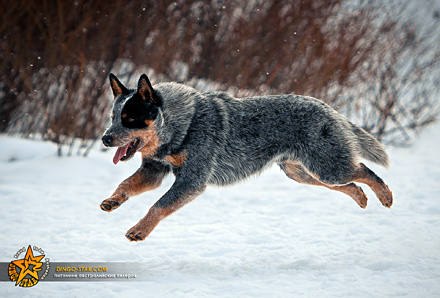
[11, 245, 44, 286]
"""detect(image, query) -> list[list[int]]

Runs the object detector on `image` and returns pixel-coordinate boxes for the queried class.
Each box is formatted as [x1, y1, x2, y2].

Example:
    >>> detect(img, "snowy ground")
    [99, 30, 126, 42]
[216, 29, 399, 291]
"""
[0, 122, 439, 297]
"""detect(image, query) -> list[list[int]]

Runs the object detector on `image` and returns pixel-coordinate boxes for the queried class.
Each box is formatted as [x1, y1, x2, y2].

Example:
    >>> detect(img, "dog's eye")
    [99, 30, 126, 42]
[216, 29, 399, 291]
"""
[128, 118, 134, 122]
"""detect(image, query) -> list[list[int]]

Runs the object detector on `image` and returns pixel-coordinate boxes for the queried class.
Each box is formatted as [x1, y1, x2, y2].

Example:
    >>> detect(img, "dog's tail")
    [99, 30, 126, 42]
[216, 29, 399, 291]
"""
[351, 123, 390, 168]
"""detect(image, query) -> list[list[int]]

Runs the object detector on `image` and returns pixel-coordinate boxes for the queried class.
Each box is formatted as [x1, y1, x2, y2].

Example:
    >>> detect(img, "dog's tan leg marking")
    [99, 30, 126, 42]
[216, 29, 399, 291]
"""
[280, 160, 368, 208]
[124, 206, 171, 242]
[324, 183, 368, 209]
[100, 168, 164, 212]
[125, 185, 206, 242]
[352, 163, 393, 208]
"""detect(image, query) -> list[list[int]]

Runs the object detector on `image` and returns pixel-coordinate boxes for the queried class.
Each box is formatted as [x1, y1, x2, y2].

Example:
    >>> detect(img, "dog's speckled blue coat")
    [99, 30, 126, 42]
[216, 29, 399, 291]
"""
[102, 74, 391, 241]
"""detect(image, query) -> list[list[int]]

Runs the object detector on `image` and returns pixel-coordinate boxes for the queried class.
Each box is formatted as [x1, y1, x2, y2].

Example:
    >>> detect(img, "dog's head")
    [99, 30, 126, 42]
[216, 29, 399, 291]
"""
[102, 74, 163, 165]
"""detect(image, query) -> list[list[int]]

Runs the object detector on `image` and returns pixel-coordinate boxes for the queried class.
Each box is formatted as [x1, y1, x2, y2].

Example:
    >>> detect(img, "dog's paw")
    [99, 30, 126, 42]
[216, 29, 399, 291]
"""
[100, 193, 127, 212]
[100, 199, 120, 212]
[125, 225, 148, 242]
[355, 185, 368, 209]
[379, 185, 393, 208]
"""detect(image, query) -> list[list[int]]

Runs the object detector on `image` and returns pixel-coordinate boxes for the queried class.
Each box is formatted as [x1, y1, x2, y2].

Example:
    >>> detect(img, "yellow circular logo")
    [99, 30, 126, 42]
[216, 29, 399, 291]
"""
[8, 245, 50, 287]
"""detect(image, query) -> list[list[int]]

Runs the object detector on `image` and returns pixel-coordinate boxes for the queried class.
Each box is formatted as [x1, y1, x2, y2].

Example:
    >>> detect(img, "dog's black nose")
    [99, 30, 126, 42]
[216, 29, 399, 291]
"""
[102, 135, 113, 147]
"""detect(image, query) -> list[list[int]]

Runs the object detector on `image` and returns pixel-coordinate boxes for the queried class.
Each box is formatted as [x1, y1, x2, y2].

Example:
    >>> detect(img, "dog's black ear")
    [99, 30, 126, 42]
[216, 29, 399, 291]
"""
[109, 73, 128, 98]
[137, 74, 162, 106]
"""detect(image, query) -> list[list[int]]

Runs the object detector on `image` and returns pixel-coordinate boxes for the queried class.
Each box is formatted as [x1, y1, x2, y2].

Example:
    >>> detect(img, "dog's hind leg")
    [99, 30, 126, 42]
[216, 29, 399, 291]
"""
[350, 163, 393, 208]
[279, 160, 368, 208]
[100, 159, 171, 212]
[324, 183, 368, 209]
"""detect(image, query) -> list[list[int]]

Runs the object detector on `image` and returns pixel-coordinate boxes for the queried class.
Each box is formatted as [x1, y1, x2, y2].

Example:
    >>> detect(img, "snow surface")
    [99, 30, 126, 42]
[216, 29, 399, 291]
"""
[0, 123, 439, 297]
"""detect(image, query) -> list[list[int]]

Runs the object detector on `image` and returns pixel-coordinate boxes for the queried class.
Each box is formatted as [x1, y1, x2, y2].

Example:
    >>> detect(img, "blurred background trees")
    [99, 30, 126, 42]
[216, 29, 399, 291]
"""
[1, 0, 439, 155]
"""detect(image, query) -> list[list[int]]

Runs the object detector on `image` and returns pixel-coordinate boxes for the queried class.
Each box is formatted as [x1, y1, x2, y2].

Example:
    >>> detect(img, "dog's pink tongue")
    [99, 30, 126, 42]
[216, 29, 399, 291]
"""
[113, 144, 129, 165]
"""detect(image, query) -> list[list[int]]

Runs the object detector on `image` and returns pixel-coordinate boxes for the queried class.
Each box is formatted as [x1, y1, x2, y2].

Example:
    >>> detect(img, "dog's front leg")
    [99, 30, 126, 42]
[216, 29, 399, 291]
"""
[100, 159, 170, 212]
[125, 176, 207, 242]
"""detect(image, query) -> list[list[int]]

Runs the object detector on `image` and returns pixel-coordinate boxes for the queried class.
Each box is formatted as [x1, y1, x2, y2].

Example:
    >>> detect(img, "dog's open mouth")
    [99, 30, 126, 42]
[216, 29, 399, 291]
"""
[113, 139, 141, 165]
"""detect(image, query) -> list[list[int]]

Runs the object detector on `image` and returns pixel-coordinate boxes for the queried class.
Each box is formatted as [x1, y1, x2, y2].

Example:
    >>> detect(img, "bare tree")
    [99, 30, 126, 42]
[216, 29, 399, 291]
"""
[332, 1, 440, 146]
